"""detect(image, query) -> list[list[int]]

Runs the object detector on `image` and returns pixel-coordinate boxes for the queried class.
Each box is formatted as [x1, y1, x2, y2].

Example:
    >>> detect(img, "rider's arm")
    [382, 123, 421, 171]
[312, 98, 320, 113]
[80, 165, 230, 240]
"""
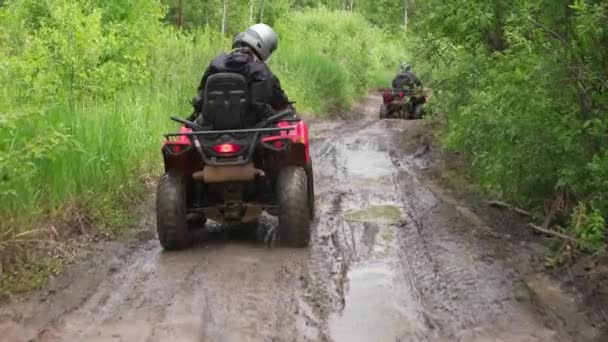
[269, 73, 290, 110]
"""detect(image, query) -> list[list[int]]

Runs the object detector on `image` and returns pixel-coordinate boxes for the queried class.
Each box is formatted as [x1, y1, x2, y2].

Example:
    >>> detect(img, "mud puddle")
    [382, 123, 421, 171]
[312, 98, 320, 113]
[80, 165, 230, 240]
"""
[329, 222, 427, 342]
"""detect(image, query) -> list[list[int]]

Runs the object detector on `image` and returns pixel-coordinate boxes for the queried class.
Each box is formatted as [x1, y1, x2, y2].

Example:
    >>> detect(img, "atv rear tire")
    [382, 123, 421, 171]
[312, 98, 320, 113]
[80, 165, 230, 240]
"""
[411, 104, 424, 120]
[305, 161, 316, 219]
[156, 172, 191, 250]
[379, 104, 389, 119]
[276, 166, 311, 247]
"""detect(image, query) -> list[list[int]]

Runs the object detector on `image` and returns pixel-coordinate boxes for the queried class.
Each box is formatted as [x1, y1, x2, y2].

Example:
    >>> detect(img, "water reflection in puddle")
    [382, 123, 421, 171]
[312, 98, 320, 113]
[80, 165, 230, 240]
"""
[329, 224, 426, 342]
[346, 150, 394, 179]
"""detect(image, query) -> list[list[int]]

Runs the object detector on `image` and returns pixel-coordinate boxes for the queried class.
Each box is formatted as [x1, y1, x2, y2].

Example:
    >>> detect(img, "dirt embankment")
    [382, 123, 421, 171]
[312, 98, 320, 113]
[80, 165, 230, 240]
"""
[0, 95, 604, 342]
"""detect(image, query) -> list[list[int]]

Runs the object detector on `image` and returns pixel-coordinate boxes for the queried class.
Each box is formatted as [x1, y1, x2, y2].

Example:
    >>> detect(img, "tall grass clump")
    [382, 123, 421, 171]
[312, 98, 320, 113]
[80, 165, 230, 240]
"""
[272, 9, 405, 115]
[0, 0, 228, 240]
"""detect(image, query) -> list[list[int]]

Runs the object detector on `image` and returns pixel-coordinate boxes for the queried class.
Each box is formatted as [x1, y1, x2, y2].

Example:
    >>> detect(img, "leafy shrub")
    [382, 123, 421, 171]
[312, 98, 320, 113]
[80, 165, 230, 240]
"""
[272, 9, 404, 113]
[405, 0, 607, 249]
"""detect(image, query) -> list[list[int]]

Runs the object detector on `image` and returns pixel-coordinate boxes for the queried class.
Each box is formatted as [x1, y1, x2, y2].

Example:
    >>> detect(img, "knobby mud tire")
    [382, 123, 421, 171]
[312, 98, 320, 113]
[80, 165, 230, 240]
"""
[276, 166, 311, 247]
[305, 161, 316, 219]
[379, 103, 389, 119]
[411, 103, 424, 120]
[156, 172, 191, 251]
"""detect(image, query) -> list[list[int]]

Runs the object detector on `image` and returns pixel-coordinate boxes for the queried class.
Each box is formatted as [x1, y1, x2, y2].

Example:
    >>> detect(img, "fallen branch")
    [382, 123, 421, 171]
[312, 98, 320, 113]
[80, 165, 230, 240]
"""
[526, 223, 582, 245]
[573, 271, 608, 278]
[487, 200, 533, 218]
[541, 207, 556, 229]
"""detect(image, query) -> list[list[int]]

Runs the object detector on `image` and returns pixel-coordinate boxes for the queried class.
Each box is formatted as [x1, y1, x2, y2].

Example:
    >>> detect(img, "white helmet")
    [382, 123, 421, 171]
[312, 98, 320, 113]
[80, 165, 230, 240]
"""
[233, 23, 278, 62]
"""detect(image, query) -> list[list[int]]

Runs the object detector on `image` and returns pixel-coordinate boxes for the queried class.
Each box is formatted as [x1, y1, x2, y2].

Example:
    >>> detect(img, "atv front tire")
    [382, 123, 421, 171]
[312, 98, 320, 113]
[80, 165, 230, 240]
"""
[156, 172, 191, 250]
[411, 104, 424, 120]
[276, 167, 311, 247]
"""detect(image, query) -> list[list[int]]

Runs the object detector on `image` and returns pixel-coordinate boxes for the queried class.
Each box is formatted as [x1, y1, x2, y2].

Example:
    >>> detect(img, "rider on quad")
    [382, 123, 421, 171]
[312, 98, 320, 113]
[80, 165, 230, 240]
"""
[392, 63, 421, 91]
[188, 23, 291, 128]
[380, 63, 427, 120]
[157, 23, 314, 251]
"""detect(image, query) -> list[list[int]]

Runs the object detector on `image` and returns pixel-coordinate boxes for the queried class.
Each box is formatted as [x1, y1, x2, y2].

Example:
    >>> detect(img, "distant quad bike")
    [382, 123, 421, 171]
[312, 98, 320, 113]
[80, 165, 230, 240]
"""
[379, 88, 428, 120]
[157, 73, 314, 251]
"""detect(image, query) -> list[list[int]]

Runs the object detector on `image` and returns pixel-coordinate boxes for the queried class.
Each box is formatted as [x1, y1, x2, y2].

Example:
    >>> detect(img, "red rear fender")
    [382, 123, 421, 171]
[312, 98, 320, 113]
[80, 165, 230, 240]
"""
[162, 126, 195, 174]
[261, 120, 311, 163]
[382, 92, 395, 104]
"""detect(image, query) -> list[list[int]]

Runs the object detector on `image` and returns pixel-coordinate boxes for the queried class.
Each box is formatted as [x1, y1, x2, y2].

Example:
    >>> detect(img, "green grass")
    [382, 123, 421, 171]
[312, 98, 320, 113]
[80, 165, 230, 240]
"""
[0, 28, 232, 233]
[345, 205, 403, 224]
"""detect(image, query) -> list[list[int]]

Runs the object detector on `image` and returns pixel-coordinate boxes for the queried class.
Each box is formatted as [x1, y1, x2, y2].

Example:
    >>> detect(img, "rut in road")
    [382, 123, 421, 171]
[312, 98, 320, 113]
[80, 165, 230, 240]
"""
[0, 95, 583, 342]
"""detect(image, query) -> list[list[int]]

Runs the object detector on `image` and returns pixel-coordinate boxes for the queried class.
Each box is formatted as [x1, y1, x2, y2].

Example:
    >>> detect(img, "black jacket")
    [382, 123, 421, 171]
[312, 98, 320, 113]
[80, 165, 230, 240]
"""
[392, 71, 421, 89]
[189, 48, 289, 123]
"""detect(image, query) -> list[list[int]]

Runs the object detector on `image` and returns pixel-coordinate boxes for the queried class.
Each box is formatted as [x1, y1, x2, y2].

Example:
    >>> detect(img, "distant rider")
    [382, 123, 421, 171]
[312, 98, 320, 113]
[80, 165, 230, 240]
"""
[392, 63, 421, 91]
[188, 23, 291, 127]
[392, 63, 426, 119]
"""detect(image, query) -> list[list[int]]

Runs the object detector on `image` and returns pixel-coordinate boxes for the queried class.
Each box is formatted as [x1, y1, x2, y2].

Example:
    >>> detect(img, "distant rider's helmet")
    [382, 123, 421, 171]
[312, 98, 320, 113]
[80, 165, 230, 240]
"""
[400, 62, 411, 72]
[233, 23, 278, 62]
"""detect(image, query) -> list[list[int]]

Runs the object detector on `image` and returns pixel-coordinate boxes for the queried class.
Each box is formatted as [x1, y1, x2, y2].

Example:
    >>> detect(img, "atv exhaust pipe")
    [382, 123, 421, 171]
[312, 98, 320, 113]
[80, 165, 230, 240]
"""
[192, 163, 265, 183]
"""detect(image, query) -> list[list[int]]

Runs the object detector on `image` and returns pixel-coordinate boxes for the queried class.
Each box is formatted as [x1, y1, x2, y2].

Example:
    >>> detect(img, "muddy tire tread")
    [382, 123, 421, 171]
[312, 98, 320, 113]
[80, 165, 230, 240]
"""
[379, 104, 388, 119]
[156, 172, 191, 250]
[277, 166, 311, 247]
[305, 161, 316, 219]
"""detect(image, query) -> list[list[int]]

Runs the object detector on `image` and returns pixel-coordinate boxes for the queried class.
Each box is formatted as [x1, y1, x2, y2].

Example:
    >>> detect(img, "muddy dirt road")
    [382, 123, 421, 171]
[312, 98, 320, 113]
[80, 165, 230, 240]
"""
[0, 96, 599, 341]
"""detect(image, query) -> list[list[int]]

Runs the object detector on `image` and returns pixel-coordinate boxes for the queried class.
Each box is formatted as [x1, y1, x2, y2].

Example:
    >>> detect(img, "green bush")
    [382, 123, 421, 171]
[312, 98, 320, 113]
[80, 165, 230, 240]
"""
[406, 0, 608, 250]
[0, 1, 228, 236]
[272, 9, 404, 114]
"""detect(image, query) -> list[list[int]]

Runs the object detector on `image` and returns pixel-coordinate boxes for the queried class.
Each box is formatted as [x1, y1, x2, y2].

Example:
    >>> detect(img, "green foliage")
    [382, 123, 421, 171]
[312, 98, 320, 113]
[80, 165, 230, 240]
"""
[570, 202, 606, 253]
[162, 0, 291, 33]
[0, 1, 227, 237]
[405, 0, 608, 249]
[272, 9, 403, 114]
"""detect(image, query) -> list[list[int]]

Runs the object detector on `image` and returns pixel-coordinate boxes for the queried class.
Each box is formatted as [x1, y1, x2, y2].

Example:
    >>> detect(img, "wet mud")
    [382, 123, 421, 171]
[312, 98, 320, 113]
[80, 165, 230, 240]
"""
[0, 95, 599, 341]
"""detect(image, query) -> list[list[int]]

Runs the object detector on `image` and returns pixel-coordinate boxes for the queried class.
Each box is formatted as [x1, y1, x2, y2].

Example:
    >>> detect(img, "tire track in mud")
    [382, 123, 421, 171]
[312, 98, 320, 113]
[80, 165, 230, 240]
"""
[308, 114, 432, 341]
[305, 97, 565, 341]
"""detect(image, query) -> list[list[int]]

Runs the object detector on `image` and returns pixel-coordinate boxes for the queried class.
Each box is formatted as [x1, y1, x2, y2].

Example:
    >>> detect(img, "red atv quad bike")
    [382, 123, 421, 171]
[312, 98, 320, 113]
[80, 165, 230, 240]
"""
[157, 73, 315, 251]
[379, 88, 428, 120]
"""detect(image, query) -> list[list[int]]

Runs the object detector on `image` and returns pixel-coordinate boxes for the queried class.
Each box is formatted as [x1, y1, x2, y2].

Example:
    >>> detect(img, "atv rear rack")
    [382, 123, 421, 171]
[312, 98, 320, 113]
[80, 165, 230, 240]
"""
[165, 126, 298, 167]
[164, 126, 294, 138]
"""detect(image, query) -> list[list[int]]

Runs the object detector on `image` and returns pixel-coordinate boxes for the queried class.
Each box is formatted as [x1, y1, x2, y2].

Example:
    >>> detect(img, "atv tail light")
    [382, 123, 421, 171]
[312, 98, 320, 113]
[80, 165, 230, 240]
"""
[213, 143, 241, 154]
[164, 143, 191, 156]
[399, 92, 405, 98]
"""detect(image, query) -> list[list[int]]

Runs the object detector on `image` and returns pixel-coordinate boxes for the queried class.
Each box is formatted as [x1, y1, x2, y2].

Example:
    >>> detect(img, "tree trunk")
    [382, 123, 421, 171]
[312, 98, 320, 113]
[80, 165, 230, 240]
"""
[404, 0, 408, 31]
[221, 0, 228, 35]
[177, 0, 183, 29]
[249, 0, 256, 24]
[259, 0, 265, 22]
[486, 0, 506, 52]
